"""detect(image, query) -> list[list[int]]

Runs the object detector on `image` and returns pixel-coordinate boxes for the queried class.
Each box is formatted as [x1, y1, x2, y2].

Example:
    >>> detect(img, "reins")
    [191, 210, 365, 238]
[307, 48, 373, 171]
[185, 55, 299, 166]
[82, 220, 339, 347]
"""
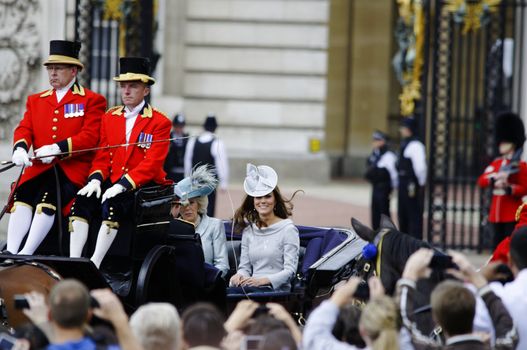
[0, 135, 189, 166]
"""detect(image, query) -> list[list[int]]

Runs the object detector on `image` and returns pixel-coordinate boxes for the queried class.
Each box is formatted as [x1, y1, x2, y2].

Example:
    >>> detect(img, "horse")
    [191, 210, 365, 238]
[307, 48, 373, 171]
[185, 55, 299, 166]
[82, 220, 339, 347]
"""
[0, 259, 61, 329]
[350, 214, 447, 334]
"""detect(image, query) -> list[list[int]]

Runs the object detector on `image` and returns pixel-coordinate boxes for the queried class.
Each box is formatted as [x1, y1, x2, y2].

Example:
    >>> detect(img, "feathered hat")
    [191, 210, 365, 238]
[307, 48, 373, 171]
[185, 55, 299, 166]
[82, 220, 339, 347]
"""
[174, 165, 218, 205]
[495, 112, 526, 149]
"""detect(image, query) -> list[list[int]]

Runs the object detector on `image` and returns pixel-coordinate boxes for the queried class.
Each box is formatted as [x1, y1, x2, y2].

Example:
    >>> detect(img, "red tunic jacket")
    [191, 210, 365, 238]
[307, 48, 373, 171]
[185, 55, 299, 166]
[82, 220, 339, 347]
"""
[491, 202, 527, 264]
[477, 157, 527, 223]
[88, 104, 171, 189]
[13, 82, 106, 187]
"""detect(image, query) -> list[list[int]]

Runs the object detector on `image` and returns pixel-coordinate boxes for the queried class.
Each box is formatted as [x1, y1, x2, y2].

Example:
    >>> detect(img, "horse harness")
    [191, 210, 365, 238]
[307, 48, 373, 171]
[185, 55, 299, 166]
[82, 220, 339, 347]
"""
[356, 228, 389, 282]
[0, 259, 61, 328]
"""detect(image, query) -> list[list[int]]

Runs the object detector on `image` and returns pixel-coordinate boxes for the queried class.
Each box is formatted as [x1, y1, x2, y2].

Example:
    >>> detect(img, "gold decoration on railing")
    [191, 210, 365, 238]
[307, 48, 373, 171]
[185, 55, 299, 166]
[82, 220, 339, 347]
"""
[103, 0, 123, 20]
[445, 0, 501, 34]
[103, 0, 126, 56]
[394, 0, 425, 116]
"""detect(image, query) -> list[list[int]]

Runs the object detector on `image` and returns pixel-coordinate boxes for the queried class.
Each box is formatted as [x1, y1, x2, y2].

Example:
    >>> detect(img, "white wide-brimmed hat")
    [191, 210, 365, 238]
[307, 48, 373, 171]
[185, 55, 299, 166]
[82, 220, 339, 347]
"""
[243, 163, 278, 197]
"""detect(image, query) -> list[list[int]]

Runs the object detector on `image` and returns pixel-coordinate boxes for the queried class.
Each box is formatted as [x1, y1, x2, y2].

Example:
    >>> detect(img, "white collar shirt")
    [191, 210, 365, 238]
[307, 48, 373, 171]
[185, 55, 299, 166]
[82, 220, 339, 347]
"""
[55, 78, 76, 103]
[124, 100, 145, 143]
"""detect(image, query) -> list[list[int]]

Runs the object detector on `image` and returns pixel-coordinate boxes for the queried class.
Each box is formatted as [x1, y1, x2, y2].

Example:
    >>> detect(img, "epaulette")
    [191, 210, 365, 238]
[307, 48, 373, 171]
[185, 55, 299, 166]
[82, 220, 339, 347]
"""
[515, 202, 527, 222]
[39, 88, 53, 98]
[106, 105, 124, 115]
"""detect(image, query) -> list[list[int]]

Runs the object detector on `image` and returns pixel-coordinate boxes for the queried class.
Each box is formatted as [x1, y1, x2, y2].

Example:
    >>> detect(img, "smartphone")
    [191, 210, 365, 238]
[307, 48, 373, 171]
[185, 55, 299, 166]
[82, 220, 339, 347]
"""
[353, 282, 370, 300]
[429, 255, 457, 270]
[240, 335, 264, 350]
[252, 304, 269, 318]
[0, 332, 17, 350]
[13, 295, 29, 309]
[90, 296, 100, 308]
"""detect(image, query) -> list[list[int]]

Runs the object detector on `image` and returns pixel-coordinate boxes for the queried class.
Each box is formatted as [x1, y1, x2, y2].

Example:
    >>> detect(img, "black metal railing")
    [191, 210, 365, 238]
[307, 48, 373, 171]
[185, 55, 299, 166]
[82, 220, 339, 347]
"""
[73, 0, 156, 106]
[424, 0, 527, 251]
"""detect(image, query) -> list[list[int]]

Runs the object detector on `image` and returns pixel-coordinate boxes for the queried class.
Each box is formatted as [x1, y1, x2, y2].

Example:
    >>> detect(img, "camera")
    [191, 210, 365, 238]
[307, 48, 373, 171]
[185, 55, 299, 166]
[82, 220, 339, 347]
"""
[13, 295, 29, 310]
[14, 294, 100, 309]
[353, 282, 370, 300]
[241, 335, 264, 350]
[429, 255, 457, 270]
[0, 332, 17, 350]
[252, 304, 269, 318]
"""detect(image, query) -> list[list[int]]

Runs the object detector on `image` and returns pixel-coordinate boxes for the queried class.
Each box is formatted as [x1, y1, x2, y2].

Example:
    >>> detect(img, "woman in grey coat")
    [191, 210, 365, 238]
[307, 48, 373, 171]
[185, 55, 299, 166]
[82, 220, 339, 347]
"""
[229, 164, 300, 293]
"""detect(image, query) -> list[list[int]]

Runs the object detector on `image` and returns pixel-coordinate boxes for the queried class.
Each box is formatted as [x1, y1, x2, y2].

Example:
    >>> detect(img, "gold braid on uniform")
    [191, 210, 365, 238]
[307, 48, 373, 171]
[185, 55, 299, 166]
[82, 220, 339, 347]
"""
[515, 202, 527, 222]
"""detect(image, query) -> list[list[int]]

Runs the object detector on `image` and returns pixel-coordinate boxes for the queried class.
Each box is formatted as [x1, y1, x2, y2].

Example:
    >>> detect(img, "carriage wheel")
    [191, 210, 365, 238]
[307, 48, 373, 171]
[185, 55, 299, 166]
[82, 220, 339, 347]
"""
[135, 245, 177, 306]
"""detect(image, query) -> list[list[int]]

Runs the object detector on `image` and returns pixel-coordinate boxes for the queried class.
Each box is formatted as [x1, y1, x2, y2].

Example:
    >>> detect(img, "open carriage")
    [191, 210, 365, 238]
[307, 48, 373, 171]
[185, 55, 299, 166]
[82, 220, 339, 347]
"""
[0, 185, 370, 326]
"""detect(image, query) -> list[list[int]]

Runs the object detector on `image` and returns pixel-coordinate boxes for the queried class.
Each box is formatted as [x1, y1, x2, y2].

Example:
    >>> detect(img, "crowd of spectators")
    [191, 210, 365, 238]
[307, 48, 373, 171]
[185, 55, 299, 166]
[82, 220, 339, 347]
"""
[3, 227, 525, 350]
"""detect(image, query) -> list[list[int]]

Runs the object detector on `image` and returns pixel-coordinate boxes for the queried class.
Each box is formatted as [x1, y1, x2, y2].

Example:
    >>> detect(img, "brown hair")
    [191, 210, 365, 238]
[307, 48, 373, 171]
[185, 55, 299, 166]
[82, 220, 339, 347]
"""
[359, 296, 401, 350]
[182, 303, 226, 348]
[430, 280, 475, 336]
[49, 279, 90, 329]
[233, 187, 301, 234]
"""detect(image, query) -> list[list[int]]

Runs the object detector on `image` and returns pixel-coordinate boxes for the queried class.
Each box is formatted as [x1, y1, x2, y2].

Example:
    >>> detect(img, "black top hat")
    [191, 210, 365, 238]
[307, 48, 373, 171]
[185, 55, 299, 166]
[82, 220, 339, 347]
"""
[113, 57, 155, 85]
[203, 114, 218, 132]
[496, 112, 526, 149]
[43, 40, 84, 69]
[173, 113, 186, 126]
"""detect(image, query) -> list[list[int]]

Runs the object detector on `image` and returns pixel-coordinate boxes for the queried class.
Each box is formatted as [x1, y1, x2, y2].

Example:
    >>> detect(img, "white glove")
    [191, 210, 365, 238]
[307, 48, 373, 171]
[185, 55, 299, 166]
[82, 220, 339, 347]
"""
[101, 184, 126, 203]
[35, 144, 61, 164]
[77, 179, 102, 198]
[11, 147, 32, 167]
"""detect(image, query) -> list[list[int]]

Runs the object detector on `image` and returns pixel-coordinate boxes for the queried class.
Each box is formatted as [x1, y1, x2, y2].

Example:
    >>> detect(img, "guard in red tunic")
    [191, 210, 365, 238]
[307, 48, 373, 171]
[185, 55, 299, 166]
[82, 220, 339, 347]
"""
[68, 57, 172, 268]
[7, 40, 106, 255]
[490, 202, 527, 264]
[478, 112, 527, 250]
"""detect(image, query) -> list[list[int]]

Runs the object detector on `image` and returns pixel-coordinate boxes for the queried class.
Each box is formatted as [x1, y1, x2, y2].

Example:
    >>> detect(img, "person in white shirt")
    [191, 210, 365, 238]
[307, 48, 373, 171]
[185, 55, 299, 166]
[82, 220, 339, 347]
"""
[397, 117, 427, 239]
[184, 114, 229, 217]
[365, 130, 398, 230]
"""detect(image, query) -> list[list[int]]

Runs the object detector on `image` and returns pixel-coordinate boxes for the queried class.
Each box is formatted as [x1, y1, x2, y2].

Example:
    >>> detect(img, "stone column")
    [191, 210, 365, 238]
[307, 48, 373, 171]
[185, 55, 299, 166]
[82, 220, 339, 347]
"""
[325, 0, 394, 177]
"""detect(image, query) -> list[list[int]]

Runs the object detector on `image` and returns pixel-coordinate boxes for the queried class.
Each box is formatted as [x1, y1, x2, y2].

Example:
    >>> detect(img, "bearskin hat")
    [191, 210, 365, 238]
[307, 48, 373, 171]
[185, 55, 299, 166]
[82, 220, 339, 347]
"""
[495, 112, 526, 149]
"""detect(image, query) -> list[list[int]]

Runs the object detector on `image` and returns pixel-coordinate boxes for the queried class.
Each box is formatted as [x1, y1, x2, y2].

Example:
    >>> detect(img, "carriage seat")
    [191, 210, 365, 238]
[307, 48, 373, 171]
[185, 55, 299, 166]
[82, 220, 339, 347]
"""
[224, 223, 349, 300]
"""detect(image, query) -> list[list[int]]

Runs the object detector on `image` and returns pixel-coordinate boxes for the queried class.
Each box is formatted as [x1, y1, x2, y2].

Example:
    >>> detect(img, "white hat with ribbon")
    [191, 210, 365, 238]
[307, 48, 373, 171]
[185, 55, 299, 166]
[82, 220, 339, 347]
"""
[243, 163, 278, 197]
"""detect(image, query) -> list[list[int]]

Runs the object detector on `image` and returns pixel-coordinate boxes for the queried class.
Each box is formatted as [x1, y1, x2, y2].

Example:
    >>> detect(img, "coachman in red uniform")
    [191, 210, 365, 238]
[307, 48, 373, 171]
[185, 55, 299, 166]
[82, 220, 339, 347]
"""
[478, 112, 527, 250]
[68, 57, 172, 268]
[7, 40, 106, 255]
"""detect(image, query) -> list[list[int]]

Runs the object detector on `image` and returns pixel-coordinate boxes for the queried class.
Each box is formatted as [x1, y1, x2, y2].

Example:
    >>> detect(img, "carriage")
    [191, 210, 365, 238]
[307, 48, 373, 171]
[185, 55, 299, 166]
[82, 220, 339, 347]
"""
[0, 184, 369, 327]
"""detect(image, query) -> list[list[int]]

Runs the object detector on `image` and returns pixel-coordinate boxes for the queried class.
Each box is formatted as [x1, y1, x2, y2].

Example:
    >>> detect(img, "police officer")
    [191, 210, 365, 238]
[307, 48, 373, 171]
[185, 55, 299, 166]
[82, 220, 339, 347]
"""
[478, 112, 527, 250]
[397, 117, 427, 239]
[365, 130, 398, 230]
[8, 40, 106, 255]
[184, 114, 229, 217]
[68, 57, 172, 268]
[164, 113, 188, 183]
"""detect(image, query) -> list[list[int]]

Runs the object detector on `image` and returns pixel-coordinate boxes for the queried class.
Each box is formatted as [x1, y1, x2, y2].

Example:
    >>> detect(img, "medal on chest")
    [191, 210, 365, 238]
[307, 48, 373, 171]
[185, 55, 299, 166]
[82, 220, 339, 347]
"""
[64, 103, 85, 118]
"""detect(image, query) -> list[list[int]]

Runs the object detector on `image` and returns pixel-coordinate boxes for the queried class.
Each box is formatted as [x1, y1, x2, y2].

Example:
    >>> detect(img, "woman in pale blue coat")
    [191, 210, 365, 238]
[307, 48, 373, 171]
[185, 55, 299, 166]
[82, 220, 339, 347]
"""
[229, 164, 300, 293]
[174, 165, 229, 277]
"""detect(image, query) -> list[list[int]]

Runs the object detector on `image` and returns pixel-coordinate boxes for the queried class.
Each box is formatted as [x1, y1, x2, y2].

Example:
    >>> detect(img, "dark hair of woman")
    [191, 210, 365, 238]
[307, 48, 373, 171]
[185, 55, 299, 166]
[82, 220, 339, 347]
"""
[233, 187, 302, 234]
